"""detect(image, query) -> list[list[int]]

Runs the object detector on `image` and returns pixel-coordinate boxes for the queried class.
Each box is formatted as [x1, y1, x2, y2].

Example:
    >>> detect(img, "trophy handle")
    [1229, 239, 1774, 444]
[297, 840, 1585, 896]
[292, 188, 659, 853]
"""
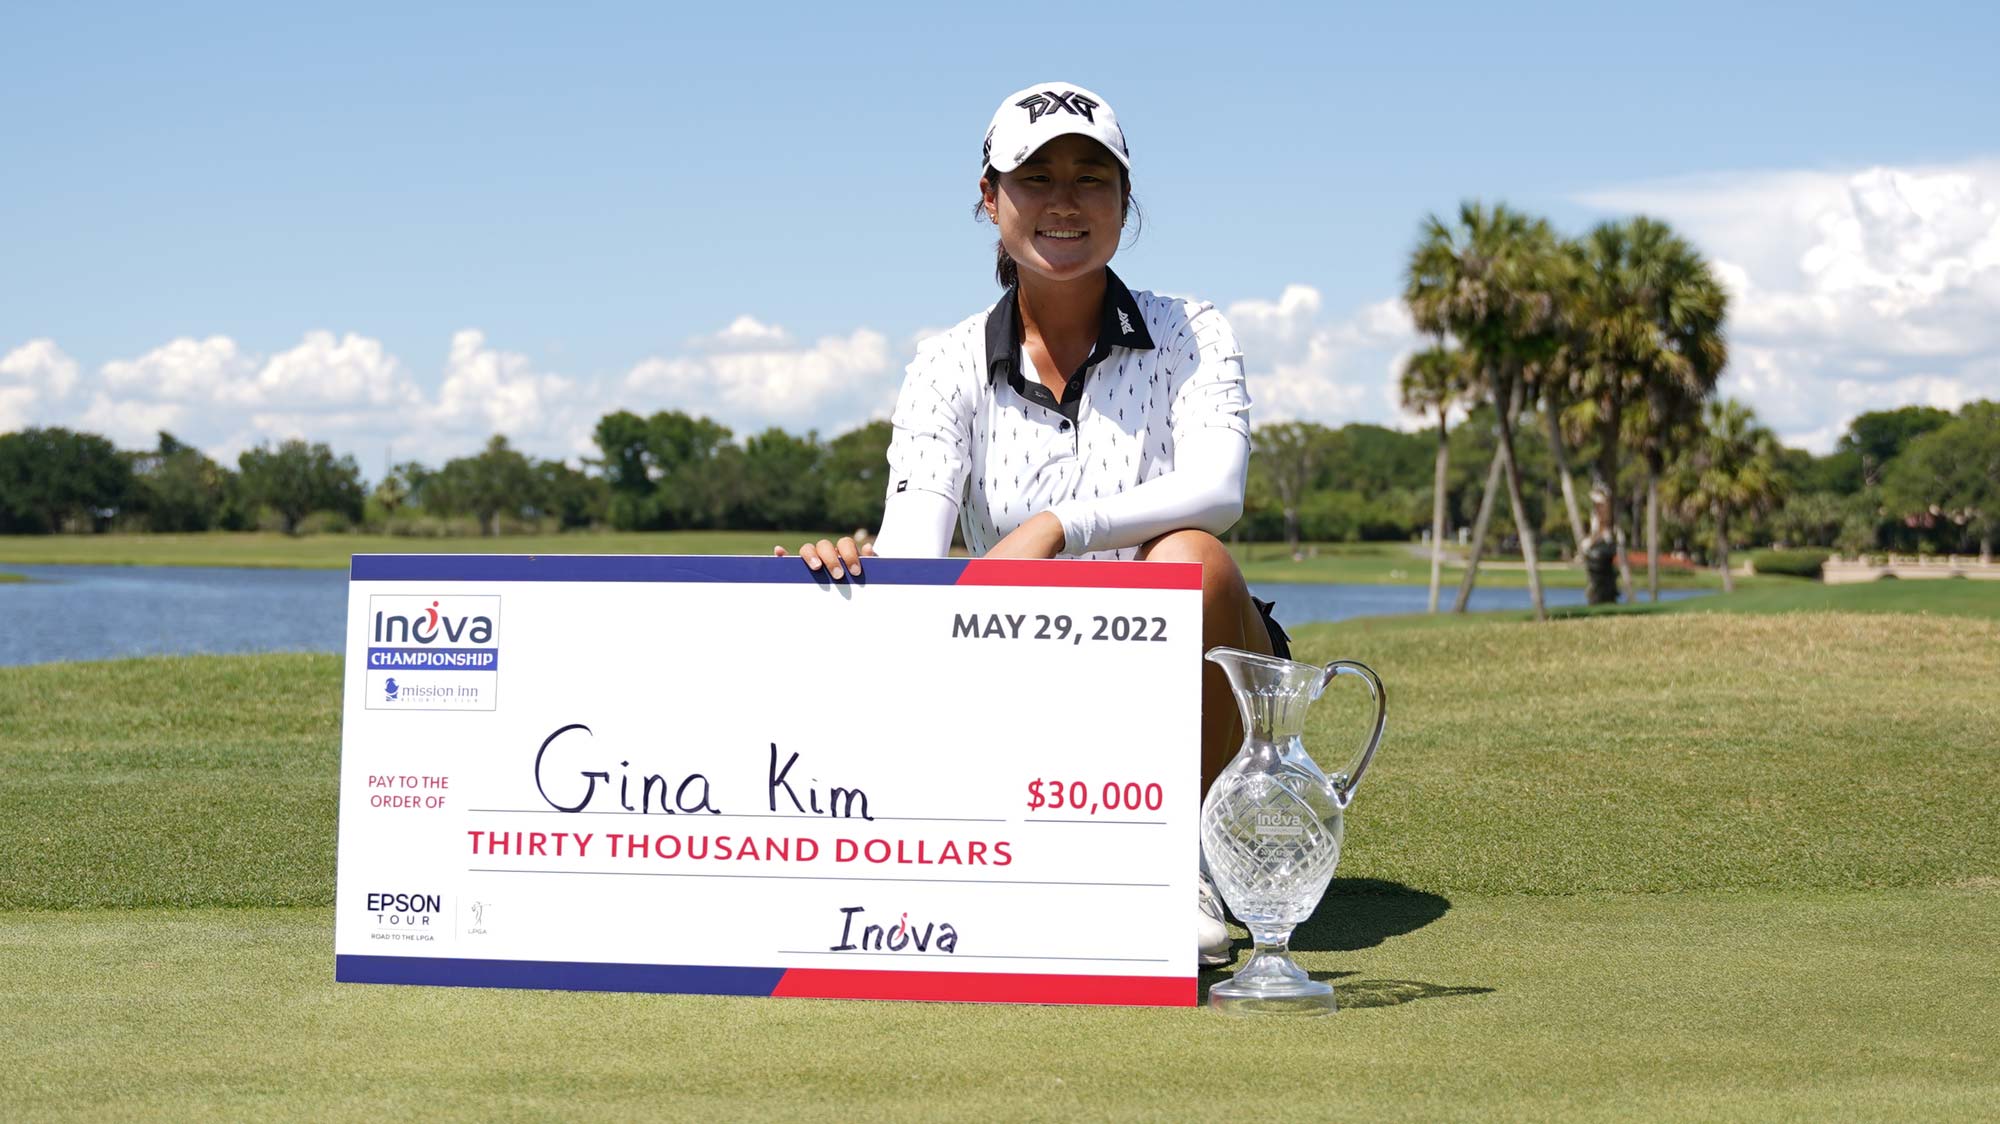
[1318, 660, 1386, 806]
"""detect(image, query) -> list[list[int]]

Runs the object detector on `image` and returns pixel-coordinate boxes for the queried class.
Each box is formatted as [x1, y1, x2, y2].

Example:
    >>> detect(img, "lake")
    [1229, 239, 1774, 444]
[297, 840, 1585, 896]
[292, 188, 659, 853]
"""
[0, 563, 1706, 666]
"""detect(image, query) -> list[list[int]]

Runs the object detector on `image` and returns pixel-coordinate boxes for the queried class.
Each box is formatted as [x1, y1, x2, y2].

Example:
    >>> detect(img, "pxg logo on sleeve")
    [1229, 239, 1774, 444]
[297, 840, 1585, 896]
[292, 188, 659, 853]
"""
[365, 595, 501, 712]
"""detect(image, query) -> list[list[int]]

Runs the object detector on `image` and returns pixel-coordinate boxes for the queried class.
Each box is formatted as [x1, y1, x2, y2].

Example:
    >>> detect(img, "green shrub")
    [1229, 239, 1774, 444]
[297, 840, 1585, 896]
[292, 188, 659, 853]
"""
[1749, 549, 1831, 580]
[294, 509, 353, 535]
[384, 514, 484, 538]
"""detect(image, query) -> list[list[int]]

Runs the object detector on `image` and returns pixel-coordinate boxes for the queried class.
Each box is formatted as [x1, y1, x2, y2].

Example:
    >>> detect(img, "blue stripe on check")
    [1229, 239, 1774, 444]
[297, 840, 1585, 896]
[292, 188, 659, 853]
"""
[335, 954, 786, 996]
[348, 555, 968, 584]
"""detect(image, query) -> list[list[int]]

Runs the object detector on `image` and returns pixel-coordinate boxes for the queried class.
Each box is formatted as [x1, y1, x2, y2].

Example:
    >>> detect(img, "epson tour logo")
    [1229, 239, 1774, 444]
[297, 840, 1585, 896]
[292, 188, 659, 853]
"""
[365, 890, 444, 942]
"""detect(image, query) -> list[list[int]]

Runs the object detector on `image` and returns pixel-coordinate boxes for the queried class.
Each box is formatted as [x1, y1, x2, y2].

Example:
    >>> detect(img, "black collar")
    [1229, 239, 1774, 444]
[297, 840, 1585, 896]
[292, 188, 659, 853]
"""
[983, 267, 1157, 401]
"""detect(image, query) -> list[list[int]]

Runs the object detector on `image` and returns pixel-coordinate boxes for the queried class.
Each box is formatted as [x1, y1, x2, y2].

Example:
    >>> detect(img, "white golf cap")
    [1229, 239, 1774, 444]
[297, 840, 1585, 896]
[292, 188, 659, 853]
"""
[981, 81, 1131, 174]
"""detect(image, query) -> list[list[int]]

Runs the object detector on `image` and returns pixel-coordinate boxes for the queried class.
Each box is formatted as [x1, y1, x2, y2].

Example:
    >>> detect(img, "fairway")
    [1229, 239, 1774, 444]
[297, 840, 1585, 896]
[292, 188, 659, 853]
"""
[0, 530, 839, 570]
[3, 612, 1997, 1120]
[0, 531, 1721, 590]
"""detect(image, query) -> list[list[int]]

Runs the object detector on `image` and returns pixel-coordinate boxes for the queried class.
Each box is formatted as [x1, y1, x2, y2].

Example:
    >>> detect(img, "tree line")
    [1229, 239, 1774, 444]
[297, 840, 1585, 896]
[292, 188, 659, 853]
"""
[3, 203, 1994, 587]
[1383, 201, 1997, 615]
[4, 396, 1989, 571]
[0, 418, 896, 539]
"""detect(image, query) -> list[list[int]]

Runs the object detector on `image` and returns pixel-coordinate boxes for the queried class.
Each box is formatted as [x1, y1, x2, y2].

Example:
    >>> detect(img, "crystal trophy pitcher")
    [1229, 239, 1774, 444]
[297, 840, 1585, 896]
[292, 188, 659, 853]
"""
[1200, 647, 1387, 1015]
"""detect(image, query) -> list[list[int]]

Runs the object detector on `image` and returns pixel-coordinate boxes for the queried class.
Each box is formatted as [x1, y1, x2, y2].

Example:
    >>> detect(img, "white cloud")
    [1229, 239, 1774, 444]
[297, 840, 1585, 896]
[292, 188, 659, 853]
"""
[101, 331, 421, 412]
[1224, 287, 1420, 427]
[4, 315, 907, 471]
[1, 339, 81, 397]
[1580, 159, 2000, 451]
[1, 339, 82, 430]
[435, 330, 569, 434]
[76, 394, 188, 448]
[693, 315, 792, 350]
[0, 386, 35, 433]
[100, 335, 252, 399]
[624, 325, 896, 435]
[251, 331, 420, 409]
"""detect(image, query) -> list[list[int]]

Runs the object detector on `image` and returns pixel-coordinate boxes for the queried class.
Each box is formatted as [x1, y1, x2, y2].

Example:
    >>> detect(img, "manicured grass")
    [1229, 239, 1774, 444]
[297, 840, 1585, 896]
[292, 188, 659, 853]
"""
[0, 530, 838, 570]
[0, 571, 22, 583]
[1635, 575, 2000, 619]
[0, 531, 1722, 592]
[0, 654, 344, 910]
[6, 615, 1994, 910]
[1329, 574, 2000, 634]
[1231, 540, 1721, 591]
[3, 608, 2000, 1112]
[5, 889, 1994, 1121]
[2, 610, 1996, 1118]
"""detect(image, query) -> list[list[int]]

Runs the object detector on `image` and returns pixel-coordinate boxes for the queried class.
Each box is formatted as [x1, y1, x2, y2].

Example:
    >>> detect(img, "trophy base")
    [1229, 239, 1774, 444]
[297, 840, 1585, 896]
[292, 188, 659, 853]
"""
[1208, 984, 1337, 1017]
[1207, 951, 1337, 1016]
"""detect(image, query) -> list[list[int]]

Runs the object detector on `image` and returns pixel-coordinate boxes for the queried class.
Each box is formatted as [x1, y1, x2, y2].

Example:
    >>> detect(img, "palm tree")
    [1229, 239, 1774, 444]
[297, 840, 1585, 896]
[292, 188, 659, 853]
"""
[1562, 218, 1728, 601]
[1450, 384, 1526, 613]
[1533, 358, 1589, 556]
[1665, 399, 1785, 593]
[1625, 219, 1729, 600]
[1405, 202, 1567, 620]
[1400, 342, 1473, 612]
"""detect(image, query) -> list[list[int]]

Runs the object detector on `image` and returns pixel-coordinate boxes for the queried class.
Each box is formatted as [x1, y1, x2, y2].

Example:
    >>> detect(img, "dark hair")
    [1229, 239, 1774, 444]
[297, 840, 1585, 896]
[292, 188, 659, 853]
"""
[974, 164, 1140, 288]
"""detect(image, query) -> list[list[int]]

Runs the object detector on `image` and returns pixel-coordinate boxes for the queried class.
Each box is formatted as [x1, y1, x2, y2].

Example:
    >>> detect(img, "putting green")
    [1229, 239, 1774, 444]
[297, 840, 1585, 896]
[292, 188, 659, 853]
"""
[2, 610, 1995, 1119]
[3, 888, 1994, 1121]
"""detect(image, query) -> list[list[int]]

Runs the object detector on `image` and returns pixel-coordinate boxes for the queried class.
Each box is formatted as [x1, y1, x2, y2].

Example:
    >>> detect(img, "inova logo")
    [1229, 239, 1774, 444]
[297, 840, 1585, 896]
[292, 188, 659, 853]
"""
[1253, 811, 1305, 836]
[373, 600, 494, 645]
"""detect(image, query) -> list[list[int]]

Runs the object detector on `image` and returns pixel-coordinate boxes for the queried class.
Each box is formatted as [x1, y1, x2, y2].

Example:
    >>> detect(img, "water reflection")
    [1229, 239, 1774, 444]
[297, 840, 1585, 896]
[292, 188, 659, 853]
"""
[0, 564, 348, 666]
[0, 564, 1705, 667]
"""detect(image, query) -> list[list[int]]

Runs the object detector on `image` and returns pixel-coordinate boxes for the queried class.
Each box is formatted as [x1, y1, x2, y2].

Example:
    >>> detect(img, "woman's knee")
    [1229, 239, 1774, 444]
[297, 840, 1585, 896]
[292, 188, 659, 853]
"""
[1139, 529, 1246, 604]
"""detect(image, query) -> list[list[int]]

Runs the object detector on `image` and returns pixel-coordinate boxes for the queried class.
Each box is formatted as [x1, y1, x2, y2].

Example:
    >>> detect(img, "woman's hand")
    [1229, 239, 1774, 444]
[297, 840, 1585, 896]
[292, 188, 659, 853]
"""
[775, 536, 875, 579]
[984, 511, 1066, 560]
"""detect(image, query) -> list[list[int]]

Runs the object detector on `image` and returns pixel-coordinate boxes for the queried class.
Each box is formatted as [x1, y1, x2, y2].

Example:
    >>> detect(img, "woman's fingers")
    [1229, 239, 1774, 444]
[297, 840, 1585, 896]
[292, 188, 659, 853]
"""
[815, 539, 845, 579]
[779, 541, 871, 576]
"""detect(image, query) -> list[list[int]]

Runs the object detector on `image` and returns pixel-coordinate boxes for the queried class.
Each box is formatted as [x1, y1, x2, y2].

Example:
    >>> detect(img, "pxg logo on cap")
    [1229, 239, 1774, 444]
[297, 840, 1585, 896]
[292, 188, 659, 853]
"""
[982, 81, 1129, 174]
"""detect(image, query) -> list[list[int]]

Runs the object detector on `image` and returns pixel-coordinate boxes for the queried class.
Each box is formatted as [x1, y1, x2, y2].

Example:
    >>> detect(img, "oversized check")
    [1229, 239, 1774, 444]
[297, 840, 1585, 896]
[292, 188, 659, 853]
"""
[333, 554, 1202, 1006]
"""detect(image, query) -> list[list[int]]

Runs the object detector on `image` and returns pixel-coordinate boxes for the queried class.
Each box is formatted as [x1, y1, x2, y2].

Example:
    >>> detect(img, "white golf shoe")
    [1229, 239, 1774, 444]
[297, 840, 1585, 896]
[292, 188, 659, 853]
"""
[1198, 871, 1233, 967]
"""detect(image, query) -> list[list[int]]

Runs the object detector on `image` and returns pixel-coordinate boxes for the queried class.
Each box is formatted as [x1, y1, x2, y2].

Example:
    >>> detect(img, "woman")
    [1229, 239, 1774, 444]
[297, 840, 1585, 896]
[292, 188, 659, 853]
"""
[778, 82, 1284, 966]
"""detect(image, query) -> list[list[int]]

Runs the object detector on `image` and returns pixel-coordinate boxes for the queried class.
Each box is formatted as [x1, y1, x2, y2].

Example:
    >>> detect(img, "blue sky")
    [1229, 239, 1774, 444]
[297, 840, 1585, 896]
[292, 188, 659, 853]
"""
[4, 2, 1997, 466]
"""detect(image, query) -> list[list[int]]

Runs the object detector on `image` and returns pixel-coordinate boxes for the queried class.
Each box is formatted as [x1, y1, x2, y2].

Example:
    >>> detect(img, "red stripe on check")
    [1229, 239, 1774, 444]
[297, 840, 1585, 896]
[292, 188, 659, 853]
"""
[771, 968, 1195, 1007]
[954, 559, 1202, 590]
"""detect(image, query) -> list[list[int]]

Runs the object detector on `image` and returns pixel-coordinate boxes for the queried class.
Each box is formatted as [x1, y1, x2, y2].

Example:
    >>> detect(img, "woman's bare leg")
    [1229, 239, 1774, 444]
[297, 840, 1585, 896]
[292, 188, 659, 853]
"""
[1137, 529, 1276, 793]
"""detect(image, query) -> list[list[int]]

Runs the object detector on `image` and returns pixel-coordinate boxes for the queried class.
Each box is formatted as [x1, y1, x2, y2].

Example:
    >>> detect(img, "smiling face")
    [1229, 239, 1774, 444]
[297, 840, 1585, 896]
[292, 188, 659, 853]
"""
[981, 133, 1127, 285]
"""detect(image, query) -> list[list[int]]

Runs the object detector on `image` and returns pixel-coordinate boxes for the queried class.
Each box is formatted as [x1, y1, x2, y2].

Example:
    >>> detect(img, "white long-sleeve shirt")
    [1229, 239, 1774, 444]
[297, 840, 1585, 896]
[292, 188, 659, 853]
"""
[873, 268, 1251, 559]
